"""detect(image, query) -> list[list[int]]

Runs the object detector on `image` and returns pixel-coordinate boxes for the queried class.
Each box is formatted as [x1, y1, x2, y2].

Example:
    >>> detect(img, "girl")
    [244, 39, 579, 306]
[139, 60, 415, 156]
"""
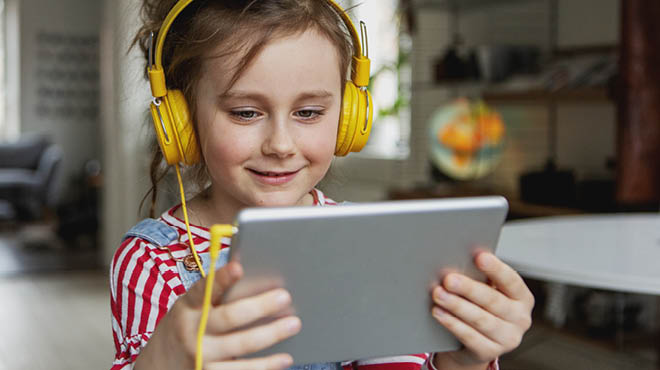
[110, 1, 534, 369]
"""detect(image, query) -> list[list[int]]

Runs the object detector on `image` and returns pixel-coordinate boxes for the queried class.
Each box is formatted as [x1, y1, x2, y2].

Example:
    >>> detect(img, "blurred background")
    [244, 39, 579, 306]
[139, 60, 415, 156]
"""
[0, 0, 658, 369]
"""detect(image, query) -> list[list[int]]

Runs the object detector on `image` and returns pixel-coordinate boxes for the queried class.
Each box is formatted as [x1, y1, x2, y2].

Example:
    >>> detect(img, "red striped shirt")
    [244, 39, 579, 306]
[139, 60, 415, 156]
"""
[109, 189, 497, 370]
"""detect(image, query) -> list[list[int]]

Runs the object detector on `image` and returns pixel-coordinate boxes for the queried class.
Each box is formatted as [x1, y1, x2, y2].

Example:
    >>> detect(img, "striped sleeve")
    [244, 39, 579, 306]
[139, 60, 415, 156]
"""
[341, 354, 430, 370]
[109, 236, 183, 369]
[423, 354, 499, 370]
[342, 354, 498, 370]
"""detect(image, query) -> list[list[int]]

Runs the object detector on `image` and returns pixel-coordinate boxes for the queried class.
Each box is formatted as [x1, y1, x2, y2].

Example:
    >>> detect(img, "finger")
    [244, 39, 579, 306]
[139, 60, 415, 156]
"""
[207, 289, 293, 334]
[431, 307, 502, 364]
[439, 274, 515, 322]
[205, 354, 294, 370]
[204, 316, 301, 361]
[185, 261, 244, 308]
[475, 252, 533, 303]
[433, 286, 509, 343]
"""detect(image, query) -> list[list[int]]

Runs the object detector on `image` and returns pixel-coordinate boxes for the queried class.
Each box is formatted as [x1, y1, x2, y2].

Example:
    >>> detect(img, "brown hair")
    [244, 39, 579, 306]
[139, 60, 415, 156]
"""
[132, 0, 355, 217]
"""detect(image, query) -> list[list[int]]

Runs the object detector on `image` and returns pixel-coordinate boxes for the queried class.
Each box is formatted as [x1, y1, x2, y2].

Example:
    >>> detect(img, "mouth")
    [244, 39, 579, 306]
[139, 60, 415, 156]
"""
[246, 168, 302, 185]
[247, 169, 300, 177]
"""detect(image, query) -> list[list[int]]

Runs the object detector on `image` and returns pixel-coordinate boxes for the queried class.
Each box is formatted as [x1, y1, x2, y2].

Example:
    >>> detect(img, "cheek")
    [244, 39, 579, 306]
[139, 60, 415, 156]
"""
[195, 91, 243, 167]
[304, 122, 338, 161]
[198, 116, 254, 171]
[205, 130, 254, 166]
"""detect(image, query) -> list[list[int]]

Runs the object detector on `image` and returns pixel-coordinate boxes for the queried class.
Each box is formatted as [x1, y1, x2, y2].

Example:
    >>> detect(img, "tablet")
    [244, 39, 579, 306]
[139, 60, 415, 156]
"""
[224, 196, 508, 365]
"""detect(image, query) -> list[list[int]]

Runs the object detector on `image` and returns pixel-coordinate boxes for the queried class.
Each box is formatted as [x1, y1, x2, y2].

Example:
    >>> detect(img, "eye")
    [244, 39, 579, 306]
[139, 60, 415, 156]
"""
[294, 109, 324, 121]
[229, 109, 262, 122]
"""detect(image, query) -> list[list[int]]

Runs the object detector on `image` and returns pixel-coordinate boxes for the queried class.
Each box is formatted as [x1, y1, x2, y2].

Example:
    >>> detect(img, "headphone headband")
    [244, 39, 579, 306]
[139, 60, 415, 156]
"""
[325, 0, 364, 57]
[147, 0, 370, 98]
[154, 0, 193, 72]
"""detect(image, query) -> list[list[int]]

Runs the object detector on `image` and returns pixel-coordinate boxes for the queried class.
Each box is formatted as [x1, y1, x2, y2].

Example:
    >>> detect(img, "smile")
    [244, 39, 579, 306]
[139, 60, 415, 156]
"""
[247, 168, 301, 185]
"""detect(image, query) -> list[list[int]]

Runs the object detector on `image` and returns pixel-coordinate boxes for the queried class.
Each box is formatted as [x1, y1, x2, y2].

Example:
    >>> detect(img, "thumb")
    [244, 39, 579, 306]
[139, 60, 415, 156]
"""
[184, 261, 244, 308]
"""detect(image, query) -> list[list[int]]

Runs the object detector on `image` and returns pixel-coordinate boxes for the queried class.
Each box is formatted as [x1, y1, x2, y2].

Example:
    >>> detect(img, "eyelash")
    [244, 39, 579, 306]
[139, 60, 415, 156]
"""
[229, 110, 262, 122]
[295, 109, 324, 121]
[228, 109, 325, 123]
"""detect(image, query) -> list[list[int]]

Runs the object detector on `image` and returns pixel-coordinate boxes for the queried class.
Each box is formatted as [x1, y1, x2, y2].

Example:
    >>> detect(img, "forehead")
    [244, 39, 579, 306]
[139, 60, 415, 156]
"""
[200, 29, 343, 94]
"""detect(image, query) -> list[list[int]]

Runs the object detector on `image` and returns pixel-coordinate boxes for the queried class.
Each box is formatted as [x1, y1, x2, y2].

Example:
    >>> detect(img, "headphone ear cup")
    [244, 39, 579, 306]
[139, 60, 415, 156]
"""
[167, 90, 201, 165]
[335, 81, 373, 156]
[335, 81, 359, 156]
[349, 88, 373, 153]
[150, 95, 181, 165]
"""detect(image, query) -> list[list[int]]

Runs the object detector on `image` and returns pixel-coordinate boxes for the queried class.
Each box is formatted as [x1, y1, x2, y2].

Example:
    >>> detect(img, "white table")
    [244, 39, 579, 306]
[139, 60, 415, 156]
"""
[496, 213, 660, 296]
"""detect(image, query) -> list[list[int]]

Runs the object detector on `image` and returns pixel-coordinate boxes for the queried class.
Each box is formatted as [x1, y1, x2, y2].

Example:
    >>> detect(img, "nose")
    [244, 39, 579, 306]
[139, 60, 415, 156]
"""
[261, 115, 296, 158]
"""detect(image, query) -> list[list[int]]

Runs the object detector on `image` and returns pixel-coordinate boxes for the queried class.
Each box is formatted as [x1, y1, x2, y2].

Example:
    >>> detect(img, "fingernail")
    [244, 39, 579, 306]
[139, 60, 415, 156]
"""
[275, 291, 291, 305]
[479, 253, 494, 268]
[285, 317, 301, 334]
[432, 307, 446, 318]
[279, 355, 294, 367]
[446, 275, 460, 290]
[434, 287, 449, 302]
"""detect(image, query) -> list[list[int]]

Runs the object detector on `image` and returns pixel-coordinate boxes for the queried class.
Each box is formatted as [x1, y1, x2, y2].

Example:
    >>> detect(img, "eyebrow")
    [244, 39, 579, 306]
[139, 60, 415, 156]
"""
[219, 89, 335, 102]
[296, 90, 334, 101]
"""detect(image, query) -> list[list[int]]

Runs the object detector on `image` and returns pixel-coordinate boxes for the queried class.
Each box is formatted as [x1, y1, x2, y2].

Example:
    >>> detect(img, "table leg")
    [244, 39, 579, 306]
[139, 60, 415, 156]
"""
[615, 292, 625, 351]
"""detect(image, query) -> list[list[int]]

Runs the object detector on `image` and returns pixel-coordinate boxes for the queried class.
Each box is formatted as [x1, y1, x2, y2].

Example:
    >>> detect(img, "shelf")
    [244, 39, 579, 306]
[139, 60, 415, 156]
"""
[412, 83, 611, 103]
[412, 0, 534, 11]
[388, 186, 585, 219]
[483, 88, 611, 103]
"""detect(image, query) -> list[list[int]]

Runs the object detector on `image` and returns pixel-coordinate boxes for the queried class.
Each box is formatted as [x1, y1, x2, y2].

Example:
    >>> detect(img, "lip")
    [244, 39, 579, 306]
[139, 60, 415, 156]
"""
[247, 168, 301, 185]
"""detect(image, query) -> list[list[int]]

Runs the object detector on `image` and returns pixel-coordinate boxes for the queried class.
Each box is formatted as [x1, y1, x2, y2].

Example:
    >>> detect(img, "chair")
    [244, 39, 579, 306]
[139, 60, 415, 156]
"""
[0, 135, 63, 220]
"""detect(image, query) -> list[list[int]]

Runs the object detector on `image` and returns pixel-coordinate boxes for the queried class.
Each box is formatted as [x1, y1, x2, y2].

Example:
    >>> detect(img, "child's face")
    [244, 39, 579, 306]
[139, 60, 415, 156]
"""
[195, 29, 342, 210]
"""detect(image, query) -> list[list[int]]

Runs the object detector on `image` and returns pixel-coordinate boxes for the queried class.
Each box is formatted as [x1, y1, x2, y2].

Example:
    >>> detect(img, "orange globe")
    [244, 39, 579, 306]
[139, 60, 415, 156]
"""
[429, 99, 506, 180]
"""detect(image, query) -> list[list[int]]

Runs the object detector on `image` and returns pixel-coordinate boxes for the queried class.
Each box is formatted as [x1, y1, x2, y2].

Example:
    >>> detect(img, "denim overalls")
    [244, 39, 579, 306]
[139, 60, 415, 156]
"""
[124, 218, 342, 370]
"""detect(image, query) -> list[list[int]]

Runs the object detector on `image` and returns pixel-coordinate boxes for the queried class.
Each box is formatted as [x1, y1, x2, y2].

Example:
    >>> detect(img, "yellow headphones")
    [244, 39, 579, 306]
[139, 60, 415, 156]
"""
[147, 0, 373, 165]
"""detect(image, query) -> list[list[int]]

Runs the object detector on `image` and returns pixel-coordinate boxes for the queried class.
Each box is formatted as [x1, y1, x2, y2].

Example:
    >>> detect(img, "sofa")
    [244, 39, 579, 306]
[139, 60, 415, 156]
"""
[0, 135, 63, 220]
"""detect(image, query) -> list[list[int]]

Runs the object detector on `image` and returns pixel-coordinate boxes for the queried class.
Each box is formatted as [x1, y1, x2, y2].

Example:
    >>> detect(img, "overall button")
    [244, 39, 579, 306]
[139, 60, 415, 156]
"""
[183, 255, 200, 271]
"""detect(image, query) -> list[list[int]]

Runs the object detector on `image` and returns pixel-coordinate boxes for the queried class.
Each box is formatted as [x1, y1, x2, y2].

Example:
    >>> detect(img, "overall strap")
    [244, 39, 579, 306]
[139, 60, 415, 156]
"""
[123, 218, 178, 247]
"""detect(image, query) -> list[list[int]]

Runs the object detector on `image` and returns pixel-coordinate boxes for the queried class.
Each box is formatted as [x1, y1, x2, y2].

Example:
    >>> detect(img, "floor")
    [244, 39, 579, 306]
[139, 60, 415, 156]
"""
[0, 225, 99, 276]
[0, 271, 113, 370]
[0, 232, 658, 370]
[502, 322, 658, 369]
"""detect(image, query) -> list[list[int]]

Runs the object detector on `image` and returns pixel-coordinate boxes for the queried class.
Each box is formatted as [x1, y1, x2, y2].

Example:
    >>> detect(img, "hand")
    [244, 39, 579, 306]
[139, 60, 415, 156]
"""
[135, 262, 301, 370]
[431, 252, 534, 368]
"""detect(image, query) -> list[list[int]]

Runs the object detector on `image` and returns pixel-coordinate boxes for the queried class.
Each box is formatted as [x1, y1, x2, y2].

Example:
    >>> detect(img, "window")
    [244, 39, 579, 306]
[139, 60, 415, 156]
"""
[0, 0, 5, 139]
[348, 0, 411, 159]
[0, 0, 18, 141]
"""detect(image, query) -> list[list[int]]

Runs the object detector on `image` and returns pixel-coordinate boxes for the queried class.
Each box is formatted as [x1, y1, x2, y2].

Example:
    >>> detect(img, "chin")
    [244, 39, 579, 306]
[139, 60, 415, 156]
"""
[250, 190, 310, 208]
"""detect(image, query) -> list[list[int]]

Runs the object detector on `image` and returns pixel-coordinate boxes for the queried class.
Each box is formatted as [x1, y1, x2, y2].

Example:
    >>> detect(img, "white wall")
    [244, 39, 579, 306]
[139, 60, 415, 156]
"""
[16, 0, 102, 194]
[558, 0, 619, 49]
[99, 0, 152, 265]
[4, 0, 19, 141]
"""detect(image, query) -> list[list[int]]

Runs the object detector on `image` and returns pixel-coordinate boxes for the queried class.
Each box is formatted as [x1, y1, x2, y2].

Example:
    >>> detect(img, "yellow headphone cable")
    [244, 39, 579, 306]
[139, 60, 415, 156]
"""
[174, 163, 207, 278]
[174, 164, 234, 370]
